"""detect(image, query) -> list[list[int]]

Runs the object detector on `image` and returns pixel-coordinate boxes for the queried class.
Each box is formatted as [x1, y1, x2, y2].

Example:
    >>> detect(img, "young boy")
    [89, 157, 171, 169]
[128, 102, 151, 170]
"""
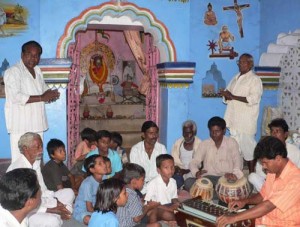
[110, 131, 128, 163]
[70, 128, 97, 191]
[102, 156, 112, 180]
[85, 130, 122, 178]
[116, 163, 160, 227]
[0, 168, 41, 227]
[42, 139, 76, 193]
[144, 154, 179, 223]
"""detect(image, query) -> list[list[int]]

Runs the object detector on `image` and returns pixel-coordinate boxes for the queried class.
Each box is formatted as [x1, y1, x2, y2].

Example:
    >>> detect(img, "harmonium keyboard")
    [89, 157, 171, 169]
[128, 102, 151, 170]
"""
[175, 197, 254, 227]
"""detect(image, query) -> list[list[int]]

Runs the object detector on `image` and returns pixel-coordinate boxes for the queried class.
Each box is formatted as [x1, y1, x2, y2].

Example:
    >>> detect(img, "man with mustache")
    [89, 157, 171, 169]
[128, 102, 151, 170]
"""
[171, 120, 201, 189]
[217, 136, 300, 227]
[6, 132, 75, 227]
[130, 121, 167, 194]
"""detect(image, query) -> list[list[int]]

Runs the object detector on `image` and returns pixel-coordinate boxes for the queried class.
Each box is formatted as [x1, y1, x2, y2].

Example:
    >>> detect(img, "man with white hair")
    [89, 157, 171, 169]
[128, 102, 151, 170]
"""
[7, 132, 75, 227]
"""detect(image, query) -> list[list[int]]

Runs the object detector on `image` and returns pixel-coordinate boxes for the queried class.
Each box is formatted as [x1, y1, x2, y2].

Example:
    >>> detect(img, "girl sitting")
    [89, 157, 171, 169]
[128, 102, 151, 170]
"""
[88, 178, 128, 227]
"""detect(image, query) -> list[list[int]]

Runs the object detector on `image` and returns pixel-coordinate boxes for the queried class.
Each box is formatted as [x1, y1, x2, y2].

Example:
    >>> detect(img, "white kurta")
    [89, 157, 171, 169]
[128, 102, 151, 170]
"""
[224, 70, 263, 135]
[130, 141, 167, 194]
[4, 60, 49, 161]
[0, 205, 28, 227]
[4, 60, 49, 133]
[7, 155, 75, 227]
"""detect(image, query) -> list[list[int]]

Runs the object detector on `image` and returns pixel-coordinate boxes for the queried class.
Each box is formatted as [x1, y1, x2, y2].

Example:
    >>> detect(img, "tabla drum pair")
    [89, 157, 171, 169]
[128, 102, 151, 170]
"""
[190, 176, 251, 203]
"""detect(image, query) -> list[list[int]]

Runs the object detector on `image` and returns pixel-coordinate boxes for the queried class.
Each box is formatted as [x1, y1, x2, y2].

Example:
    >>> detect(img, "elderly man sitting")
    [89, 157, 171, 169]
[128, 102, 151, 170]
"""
[171, 120, 202, 189]
[7, 132, 75, 227]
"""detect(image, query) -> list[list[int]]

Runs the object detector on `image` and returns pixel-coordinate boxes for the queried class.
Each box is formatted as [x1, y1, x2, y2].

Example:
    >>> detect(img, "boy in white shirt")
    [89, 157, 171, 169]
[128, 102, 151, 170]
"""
[144, 154, 179, 225]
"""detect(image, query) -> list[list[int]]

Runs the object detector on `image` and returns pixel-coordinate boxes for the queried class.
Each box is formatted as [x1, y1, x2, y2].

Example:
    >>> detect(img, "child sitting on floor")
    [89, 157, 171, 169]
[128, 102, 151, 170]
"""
[110, 131, 128, 164]
[42, 139, 76, 193]
[102, 156, 112, 180]
[144, 154, 179, 225]
[71, 128, 97, 174]
[85, 130, 123, 178]
[117, 163, 160, 227]
[73, 154, 107, 225]
[88, 178, 128, 227]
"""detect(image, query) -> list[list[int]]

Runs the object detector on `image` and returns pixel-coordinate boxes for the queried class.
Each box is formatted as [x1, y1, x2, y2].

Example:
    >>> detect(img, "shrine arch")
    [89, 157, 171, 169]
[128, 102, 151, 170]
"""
[56, 2, 176, 62]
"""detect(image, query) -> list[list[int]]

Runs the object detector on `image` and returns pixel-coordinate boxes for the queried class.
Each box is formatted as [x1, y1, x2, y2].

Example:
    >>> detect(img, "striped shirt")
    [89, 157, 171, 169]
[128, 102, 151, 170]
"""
[256, 160, 300, 226]
[117, 187, 143, 227]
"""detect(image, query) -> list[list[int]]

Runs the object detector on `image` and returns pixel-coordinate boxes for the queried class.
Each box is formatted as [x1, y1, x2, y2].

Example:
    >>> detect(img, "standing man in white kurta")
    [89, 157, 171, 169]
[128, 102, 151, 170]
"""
[4, 40, 60, 162]
[130, 121, 167, 194]
[220, 53, 263, 173]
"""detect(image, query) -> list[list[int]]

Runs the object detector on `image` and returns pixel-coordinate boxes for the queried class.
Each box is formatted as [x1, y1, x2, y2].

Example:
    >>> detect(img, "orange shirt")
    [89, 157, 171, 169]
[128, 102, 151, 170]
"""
[256, 160, 300, 226]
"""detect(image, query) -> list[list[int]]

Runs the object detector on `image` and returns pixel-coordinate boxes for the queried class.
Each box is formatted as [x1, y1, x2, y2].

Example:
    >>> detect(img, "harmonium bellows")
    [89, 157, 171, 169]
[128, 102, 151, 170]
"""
[175, 197, 254, 227]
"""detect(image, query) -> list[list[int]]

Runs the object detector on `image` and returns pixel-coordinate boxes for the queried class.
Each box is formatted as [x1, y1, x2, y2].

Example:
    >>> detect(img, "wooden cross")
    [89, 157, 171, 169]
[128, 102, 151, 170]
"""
[223, 0, 250, 38]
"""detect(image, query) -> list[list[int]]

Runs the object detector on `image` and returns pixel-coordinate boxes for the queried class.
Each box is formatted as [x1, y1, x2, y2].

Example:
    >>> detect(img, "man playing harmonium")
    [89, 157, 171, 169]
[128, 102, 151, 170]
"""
[185, 116, 244, 202]
[217, 136, 300, 227]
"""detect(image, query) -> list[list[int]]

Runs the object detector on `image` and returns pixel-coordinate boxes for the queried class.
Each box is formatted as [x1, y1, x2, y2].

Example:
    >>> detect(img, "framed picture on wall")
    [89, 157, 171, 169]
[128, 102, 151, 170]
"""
[122, 60, 136, 83]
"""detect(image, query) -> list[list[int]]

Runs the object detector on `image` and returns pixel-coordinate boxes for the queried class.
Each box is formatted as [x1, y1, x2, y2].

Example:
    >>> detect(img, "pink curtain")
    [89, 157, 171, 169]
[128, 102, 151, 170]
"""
[123, 30, 151, 96]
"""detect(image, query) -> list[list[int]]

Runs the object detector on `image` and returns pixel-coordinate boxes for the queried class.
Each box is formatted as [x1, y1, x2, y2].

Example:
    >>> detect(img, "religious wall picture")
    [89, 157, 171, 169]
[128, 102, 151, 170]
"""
[0, 3, 28, 37]
[202, 63, 226, 98]
[122, 61, 136, 82]
[204, 3, 217, 26]
[207, 25, 238, 60]
[223, 0, 250, 38]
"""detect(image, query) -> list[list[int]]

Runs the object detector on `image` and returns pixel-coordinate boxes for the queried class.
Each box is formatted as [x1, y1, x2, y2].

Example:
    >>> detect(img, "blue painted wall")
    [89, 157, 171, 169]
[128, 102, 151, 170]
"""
[1, 0, 300, 158]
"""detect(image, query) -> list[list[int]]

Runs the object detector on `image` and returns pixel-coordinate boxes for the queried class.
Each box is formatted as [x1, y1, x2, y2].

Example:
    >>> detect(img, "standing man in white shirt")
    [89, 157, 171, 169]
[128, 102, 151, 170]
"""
[220, 53, 263, 173]
[4, 40, 60, 162]
[130, 121, 167, 194]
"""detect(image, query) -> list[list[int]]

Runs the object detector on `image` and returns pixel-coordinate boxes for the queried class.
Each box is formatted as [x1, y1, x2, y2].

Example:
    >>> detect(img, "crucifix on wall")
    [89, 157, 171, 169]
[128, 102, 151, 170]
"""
[223, 0, 250, 38]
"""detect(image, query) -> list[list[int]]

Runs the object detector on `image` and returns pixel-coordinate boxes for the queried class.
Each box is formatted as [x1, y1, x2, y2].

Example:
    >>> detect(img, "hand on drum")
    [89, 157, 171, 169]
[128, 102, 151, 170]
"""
[196, 170, 207, 178]
[224, 173, 237, 183]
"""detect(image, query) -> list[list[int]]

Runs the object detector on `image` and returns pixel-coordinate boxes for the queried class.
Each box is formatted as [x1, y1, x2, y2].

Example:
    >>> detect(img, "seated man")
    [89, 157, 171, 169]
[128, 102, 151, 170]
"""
[248, 118, 300, 192]
[185, 116, 243, 199]
[217, 136, 300, 227]
[0, 168, 41, 227]
[171, 120, 202, 189]
[130, 121, 167, 194]
[7, 132, 75, 227]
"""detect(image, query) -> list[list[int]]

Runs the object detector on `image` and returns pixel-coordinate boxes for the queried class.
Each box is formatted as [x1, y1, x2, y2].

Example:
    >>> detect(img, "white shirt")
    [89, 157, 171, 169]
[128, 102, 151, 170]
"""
[0, 205, 28, 227]
[224, 70, 263, 135]
[7, 155, 56, 212]
[130, 141, 167, 193]
[4, 60, 49, 133]
[144, 175, 177, 205]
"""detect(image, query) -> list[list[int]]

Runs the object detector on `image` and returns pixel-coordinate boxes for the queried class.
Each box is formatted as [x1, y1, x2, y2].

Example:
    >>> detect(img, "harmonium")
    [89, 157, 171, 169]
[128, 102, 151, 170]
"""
[175, 197, 254, 227]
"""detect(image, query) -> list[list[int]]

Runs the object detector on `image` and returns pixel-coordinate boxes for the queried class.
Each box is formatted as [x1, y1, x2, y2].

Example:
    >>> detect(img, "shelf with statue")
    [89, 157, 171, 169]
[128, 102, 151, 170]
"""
[120, 75, 145, 104]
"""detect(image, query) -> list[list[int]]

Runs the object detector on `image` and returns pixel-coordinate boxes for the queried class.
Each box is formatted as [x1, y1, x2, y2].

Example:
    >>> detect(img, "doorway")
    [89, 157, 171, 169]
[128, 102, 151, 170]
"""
[56, 2, 176, 164]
